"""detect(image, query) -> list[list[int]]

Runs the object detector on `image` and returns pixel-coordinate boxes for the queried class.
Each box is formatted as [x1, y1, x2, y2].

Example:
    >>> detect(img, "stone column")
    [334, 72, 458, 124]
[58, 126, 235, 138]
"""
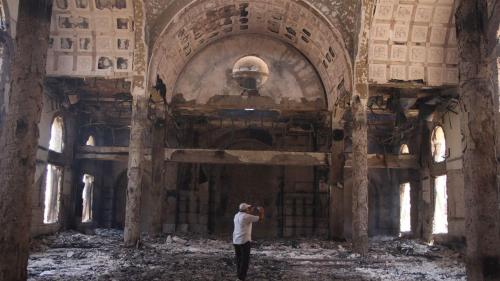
[414, 120, 434, 241]
[329, 123, 345, 239]
[456, 1, 500, 279]
[351, 96, 368, 255]
[350, 0, 374, 256]
[124, 94, 148, 246]
[0, 1, 53, 280]
[124, 0, 148, 247]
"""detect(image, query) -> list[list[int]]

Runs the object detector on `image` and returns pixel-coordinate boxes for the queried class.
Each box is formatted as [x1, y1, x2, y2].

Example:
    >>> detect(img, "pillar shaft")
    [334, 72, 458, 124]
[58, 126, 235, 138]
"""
[457, 1, 500, 279]
[124, 0, 148, 247]
[351, 97, 369, 255]
[0, 1, 53, 280]
[350, 0, 374, 255]
[124, 94, 148, 246]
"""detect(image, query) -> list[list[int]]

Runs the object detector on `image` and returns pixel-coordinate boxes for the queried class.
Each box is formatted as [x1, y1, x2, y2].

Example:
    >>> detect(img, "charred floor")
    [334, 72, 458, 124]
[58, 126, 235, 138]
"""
[28, 230, 465, 281]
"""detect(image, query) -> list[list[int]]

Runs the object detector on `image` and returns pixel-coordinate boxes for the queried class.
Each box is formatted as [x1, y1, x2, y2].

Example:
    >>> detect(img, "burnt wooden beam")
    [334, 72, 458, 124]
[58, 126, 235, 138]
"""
[164, 148, 328, 166]
[345, 153, 419, 169]
[76, 146, 420, 169]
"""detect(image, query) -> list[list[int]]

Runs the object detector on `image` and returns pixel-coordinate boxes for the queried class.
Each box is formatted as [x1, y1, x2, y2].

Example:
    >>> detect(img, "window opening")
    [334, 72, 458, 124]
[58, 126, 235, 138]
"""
[82, 174, 94, 222]
[431, 126, 446, 163]
[400, 182, 411, 233]
[43, 164, 62, 224]
[400, 143, 410, 154]
[433, 175, 448, 234]
[232, 55, 269, 92]
[49, 116, 64, 153]
[85, 135, 95, 146]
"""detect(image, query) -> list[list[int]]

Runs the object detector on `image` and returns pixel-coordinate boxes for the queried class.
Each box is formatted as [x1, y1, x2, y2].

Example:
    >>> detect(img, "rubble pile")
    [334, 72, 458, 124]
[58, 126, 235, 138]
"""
[28, 230, 465, 281]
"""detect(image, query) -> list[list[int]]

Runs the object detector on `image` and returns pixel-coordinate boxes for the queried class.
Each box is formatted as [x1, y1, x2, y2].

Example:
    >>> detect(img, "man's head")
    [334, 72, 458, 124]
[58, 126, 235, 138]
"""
[239, 203, 252, 212]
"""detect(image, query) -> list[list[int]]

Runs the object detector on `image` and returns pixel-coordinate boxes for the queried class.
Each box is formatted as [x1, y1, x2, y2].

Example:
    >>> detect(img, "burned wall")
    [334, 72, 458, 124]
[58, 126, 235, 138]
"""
[165, 127, 330, 238]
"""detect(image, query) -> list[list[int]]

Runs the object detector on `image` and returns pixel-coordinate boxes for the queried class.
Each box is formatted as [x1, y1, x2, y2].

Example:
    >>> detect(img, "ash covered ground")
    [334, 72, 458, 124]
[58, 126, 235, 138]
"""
[28, 229, 465, 281]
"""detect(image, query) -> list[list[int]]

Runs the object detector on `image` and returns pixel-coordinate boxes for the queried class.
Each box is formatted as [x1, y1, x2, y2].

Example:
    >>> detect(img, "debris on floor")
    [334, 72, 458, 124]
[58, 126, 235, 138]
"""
[28, 229, 466, 281]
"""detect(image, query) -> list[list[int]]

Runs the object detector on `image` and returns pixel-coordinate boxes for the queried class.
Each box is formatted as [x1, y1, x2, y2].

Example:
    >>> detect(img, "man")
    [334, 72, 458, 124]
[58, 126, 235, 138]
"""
[233, 203, 264, 281]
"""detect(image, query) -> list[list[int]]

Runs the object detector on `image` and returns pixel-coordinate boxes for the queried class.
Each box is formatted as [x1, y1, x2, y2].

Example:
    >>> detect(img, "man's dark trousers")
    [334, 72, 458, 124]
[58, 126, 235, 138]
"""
[234, 242, 251, 280]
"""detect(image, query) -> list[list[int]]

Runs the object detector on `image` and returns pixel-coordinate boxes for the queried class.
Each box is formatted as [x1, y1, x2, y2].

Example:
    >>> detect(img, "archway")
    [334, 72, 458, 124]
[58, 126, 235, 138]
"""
[148, 0, 353, 113]
[146, 0, 352, 238]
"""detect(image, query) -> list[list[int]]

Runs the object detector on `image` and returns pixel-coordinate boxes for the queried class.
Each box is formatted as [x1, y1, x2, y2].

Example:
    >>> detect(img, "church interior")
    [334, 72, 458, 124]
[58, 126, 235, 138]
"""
[0, 0, 499, 280]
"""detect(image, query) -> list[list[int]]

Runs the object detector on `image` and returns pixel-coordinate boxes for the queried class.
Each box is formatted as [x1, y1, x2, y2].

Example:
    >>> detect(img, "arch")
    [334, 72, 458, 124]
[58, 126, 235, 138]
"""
[49, 116, 64, 153]
[148, 0, 353, 111]
[431, 126, 446, 163]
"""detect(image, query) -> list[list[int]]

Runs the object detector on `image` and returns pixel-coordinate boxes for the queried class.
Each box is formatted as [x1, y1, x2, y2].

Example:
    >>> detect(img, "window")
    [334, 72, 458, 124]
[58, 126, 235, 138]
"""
[49, 116, 64, 153]
[82, 174, 94, 222]
[431, 126, 446, 163]
[232, 55, 269, 91]
[43, 164, 62, 224]
[85, 135, 95, 146]
[400, 143, 410, 154]
[433, 175, 448, 234]
[400, 182, 411, 233]
[44, 116, 65, 224]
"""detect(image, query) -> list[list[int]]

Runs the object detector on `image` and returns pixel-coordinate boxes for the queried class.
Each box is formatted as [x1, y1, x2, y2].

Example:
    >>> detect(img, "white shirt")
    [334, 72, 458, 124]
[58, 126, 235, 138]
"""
[233, 211, 259, 244]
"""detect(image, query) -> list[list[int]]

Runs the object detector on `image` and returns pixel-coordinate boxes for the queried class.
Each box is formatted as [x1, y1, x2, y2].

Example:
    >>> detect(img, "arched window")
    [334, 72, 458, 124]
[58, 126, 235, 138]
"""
[400, 182, 411, 233]
[431, 126, 446, 163]
[232, 55, 269, 91]
[49, 116, 64, 153]
[85, 135, 95, 146]
[43, 164, 62, 223]
[400, 143, 410, 154]
[399, 144, 412, 233]
[44, 116, 64, 224]
[433, 175, 448, 234]
[82, 174, 94, 222]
